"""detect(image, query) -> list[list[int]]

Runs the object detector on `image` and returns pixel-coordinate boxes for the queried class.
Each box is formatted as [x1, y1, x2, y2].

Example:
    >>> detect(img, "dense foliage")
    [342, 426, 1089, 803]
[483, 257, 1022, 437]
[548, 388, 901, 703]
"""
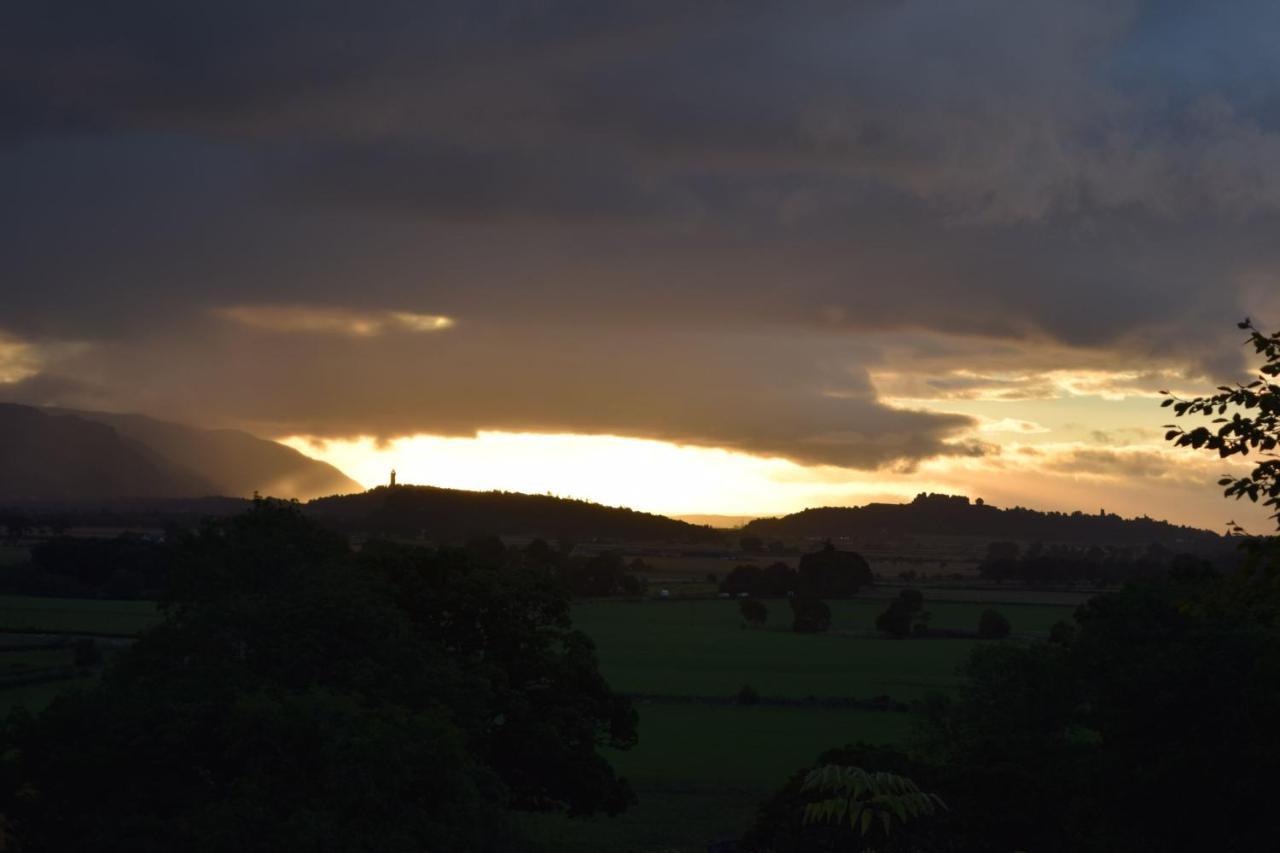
[875, 589, 928, 638]
[720, 561, 798, 597]
[0, 500, 637, 852]
[797, 542, 873, 598]
[974, 608, 1010, 639]
[0, 534, 175, 599]
[748, 544, 1280, 851]
[977, 539, 1221, 585]
[739, 597, 769, 626]
[790, 597, 832, 634]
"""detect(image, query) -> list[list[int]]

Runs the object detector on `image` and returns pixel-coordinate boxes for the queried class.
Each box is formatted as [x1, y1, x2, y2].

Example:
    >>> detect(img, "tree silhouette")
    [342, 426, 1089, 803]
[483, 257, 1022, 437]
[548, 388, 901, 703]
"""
[1162, 318, 1280, 529]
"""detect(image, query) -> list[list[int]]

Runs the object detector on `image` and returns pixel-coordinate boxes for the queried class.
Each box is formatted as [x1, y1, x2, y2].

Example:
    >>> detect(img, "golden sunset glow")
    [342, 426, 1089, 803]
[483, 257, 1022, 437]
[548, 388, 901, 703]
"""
[282, 426, 1267, 531]
[281, 432, 932, 518]
[215, 305, 454, 337]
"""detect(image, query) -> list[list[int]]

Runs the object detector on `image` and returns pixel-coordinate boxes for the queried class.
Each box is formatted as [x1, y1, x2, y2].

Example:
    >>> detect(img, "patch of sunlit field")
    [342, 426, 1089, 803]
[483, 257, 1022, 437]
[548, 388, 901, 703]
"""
[0, 596, 161, 636]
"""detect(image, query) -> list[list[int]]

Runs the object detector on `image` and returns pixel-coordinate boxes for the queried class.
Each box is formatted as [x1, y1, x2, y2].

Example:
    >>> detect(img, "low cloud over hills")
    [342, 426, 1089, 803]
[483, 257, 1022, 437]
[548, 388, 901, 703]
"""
[0, 404, 359, 501]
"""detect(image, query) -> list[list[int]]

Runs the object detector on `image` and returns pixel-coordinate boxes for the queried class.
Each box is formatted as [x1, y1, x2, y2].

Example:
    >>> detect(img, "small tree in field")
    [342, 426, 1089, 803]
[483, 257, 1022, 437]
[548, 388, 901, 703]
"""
[791, 597, 831, 633]
[740, 597, 769, 627]
[1162, 318, 1280, 529]
[977, 608, 1011, 639]
[876, 590, 927, 638]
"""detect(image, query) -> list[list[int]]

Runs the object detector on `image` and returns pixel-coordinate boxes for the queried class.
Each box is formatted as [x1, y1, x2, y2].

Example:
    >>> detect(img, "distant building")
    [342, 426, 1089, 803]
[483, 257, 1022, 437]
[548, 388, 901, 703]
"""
[390, 468, 397, 487]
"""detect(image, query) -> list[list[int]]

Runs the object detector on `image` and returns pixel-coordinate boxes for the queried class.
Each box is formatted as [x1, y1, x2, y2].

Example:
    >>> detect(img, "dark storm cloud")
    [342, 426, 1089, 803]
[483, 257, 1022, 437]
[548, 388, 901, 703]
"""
[4, 1, 1280, 464]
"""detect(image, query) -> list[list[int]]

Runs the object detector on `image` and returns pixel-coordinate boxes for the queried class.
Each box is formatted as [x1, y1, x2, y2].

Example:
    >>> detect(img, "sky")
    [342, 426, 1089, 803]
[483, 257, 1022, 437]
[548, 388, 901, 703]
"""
[3, 1, 1279, 530]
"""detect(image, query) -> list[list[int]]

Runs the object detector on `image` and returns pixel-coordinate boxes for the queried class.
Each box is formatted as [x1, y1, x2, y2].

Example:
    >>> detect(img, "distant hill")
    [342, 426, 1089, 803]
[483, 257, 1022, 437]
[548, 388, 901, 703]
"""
[741, 493, 1221, 549]
[0, 403, 360, 502]
[308, 485, 720, 543]
[0, 404, 214, 500]
[49, 408, 361, 501]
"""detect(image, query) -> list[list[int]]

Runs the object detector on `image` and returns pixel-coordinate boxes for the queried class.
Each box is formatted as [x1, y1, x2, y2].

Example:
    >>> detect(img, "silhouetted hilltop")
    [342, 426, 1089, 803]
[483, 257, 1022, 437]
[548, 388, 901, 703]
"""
[51, 409, 361, 500]
[0, 404, 215, 499]
[308, 485, 720, 543]
[741, 492, 1221, 549]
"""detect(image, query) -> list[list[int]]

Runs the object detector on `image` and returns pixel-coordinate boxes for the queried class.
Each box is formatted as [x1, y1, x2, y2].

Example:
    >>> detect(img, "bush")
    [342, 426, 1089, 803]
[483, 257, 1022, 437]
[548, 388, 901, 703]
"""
[737, 684, 760, 705]
[740, 598, 769, 626]
[791, 597, 831, 633]
[1048, 619, 1076, 645]
[876, 590, 927, 638]
[977, 608, 1012, 639]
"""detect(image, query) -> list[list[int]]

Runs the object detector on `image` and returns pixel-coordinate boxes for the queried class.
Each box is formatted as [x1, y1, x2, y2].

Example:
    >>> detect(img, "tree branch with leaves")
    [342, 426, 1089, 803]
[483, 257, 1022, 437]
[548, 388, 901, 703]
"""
[801, 765, 945, 845]
[1162, 318, 1280, 530]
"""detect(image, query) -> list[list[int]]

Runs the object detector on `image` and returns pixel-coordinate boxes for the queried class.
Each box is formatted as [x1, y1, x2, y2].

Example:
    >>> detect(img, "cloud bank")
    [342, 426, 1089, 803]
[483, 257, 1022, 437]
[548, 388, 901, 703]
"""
[4, 1, 1280, 477]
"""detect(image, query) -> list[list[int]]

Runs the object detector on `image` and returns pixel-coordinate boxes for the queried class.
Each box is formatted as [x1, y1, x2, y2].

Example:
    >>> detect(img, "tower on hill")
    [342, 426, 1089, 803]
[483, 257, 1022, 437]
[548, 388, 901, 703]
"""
[390, 468, 397, 487]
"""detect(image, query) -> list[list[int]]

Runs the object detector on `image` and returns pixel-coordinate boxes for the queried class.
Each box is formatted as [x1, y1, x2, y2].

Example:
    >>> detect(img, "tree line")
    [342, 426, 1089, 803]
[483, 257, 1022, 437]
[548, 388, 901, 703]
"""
[0, 499, 637, 851]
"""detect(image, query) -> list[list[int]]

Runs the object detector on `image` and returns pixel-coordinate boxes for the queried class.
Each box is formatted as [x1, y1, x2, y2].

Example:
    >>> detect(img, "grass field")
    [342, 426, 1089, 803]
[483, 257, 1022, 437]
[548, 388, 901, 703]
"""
[526, 702, 916, 853]
[571, 598, 1074, 701]
[0, 589, 1082, 851]
[548, 596, 1078, 850]
[0, 546, 29, 567]
[0, 641, 97, 714]
[0, 596, 161, 636]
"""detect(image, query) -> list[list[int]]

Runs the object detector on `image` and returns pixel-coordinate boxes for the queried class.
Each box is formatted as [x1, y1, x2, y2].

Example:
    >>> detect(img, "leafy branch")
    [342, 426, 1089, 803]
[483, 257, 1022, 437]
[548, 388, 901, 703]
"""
[1162, 318, 1280, 528]
[801, 764, 945, 841]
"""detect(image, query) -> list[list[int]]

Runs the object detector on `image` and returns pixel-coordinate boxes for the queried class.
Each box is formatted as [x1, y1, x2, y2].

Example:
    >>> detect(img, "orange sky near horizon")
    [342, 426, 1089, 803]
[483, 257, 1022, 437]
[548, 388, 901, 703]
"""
[282, 412, 1270, 534]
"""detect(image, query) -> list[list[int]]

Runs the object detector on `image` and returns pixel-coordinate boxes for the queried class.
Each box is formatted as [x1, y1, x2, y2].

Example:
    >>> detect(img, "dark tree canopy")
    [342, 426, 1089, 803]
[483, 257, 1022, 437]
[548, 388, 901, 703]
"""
[797, 542, 873, 598]
[721, 562, 799, 597]
[740, 597, 769, 626]
[875, 590, 927, 638]
[790, 597, 831, 634]
[976, 608, 1011, 639]
[0, 500, 637, 852]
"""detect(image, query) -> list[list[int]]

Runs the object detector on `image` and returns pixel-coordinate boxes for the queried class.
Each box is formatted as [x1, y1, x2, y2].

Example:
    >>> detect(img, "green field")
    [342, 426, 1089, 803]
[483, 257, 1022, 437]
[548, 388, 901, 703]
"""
[0, 591, 1080, 851]
[548, 596, 1078, 851]
[572, 598, 1074, 701]
[527, 702, 916, 852]
[0, 596, 162, 636]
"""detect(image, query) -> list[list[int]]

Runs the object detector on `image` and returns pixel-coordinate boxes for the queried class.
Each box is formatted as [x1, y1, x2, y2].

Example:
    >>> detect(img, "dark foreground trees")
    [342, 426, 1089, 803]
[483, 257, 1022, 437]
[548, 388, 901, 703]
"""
[0, 499, 636, 852]
[746, 561, 1280, 852]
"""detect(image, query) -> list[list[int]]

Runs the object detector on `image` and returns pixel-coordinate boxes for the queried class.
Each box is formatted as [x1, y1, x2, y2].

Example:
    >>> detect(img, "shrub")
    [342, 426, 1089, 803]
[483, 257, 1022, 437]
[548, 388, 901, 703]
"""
[977, 608, 1012, 639]
[876, 590, 927, 638]
[791, 597, 831, 633]
[740, 598, 769, 626]
[1048, 619, 1077, 645]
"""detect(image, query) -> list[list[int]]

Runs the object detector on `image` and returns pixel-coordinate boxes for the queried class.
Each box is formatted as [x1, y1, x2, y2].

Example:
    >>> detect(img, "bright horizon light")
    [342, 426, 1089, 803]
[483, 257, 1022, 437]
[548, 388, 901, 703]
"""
[280, 431, 931, 518]
[280, 428, 1267, 531]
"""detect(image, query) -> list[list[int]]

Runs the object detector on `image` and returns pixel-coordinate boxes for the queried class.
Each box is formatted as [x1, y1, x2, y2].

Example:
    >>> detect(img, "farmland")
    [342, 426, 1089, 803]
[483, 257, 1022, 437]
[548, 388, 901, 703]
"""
[540, 595, 1076, 851]
[0, 589, 1078, 852]
[0, 595, 161, 636]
